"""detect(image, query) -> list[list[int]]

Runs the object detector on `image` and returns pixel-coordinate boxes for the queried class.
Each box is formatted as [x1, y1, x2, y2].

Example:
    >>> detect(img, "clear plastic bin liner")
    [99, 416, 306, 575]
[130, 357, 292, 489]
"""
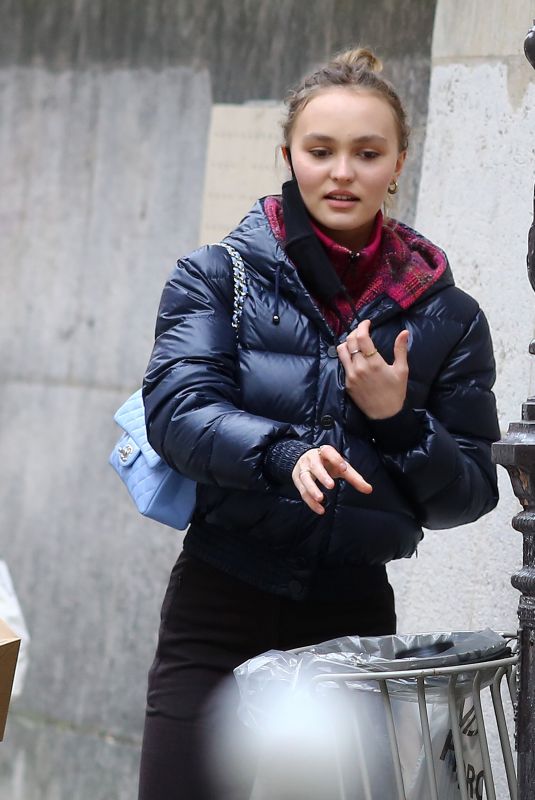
[234, 630, 508, 800]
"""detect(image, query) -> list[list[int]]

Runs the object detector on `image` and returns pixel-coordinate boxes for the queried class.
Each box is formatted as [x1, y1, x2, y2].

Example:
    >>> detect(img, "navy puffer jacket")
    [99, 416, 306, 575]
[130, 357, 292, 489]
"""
[143, 200, 500, 599]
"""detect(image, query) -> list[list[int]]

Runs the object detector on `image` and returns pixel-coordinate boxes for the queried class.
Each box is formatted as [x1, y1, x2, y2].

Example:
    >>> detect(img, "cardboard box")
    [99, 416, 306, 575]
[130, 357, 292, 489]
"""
[0, 618, 20, 741]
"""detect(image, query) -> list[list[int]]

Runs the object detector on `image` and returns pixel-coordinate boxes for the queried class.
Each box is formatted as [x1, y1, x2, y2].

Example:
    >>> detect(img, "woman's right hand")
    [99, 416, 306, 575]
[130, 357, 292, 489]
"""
[292, 444, 373, 515]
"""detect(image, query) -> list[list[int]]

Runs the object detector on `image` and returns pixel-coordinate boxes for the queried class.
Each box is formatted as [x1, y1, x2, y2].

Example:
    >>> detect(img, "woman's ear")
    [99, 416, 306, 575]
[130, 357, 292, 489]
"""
[281, 146, 292, 170]
[394, 149, 407, 179]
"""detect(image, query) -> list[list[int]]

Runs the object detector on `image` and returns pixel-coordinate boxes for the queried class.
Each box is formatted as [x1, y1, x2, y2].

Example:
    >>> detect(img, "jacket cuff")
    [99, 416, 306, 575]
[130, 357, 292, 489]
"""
[264, 439, 316, 484]
[368, 408, 425, 454]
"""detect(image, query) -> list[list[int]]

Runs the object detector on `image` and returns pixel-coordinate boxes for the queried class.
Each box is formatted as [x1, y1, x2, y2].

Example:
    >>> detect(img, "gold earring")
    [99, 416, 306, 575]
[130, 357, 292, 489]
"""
[387, 179, 398, 195]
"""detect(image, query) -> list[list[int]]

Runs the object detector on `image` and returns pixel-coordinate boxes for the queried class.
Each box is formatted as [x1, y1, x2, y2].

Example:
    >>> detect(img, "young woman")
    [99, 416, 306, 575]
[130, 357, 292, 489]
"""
[138, 48, 500, 799]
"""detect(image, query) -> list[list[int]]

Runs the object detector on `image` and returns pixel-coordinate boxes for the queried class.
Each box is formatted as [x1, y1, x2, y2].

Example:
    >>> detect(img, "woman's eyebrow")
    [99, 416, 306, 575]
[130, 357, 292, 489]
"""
[302, 133, 388, 144]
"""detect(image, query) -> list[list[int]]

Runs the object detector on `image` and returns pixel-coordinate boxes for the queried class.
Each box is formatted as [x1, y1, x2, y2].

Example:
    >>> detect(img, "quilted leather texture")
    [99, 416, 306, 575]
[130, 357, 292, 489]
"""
[109, 390, 196, 530]
[113, 389, 160, 468]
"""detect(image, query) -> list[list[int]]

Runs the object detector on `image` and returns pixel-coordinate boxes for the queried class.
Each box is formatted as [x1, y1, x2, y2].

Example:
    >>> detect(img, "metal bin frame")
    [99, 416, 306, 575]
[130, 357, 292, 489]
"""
[304, 641, 518, 800]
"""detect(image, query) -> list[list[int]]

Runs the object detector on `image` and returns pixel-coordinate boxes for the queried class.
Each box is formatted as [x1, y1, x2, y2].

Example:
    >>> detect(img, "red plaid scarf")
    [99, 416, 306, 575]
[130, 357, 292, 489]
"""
[264, 196, 448, 336]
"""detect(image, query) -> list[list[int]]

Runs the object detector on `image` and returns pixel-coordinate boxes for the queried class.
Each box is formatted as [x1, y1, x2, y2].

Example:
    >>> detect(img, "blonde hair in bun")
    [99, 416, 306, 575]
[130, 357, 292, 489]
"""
[332, 47, 383, 72]
[282, 46, 409, 153]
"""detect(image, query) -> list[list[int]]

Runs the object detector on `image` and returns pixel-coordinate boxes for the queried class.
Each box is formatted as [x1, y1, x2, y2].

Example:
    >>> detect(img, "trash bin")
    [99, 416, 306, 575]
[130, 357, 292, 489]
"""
[234, 629, 518, 800]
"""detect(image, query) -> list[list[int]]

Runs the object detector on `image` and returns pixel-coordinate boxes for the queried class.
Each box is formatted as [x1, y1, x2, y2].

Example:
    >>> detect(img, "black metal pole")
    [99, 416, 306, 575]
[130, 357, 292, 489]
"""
[491, 20, 535, 798]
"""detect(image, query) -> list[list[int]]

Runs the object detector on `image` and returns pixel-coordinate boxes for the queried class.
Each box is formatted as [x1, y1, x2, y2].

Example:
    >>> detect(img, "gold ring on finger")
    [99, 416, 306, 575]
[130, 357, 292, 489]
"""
[363, 349, 378, 358]
[350, 348, 360, 356]
[299, 469, 312, 478]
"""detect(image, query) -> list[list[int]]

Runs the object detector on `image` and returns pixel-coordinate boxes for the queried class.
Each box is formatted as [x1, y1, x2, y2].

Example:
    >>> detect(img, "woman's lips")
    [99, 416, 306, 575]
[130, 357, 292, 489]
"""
[324, 193, 360, 207]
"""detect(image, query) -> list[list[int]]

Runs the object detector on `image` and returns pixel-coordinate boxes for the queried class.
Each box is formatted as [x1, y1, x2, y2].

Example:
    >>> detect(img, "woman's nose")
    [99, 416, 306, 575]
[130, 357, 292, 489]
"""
[331, 156, 355, 182]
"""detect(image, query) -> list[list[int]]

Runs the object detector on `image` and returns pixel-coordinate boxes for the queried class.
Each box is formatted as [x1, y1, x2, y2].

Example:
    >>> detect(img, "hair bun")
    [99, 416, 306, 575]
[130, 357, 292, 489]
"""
[332, 47, 383, 73]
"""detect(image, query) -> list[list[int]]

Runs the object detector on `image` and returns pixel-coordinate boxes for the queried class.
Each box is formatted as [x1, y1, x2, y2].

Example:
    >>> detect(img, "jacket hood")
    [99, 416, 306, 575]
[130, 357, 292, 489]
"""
[381, 218, 452, 309]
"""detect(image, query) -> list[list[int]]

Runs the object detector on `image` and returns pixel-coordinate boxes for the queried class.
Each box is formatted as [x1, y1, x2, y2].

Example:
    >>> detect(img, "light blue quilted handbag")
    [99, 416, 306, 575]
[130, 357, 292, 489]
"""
[109, 389, 197, 529]
[109, 243, 247, 530]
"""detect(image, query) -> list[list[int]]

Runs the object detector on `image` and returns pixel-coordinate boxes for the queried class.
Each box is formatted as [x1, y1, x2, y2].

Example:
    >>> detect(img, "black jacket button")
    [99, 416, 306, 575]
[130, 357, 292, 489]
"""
[327, 345, 338, 358]
[320, 414, 334, 429]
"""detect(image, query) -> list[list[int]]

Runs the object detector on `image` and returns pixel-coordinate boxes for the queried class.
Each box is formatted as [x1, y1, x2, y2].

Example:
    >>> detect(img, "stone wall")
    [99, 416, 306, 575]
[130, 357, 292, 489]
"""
[0, 2, 436, 797]
[387, 2, 535, 795]
[390, 0, 535, 649]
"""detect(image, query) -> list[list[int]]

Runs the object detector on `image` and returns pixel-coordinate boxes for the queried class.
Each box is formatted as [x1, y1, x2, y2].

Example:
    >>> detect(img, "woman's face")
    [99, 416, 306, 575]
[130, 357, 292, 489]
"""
[288, 87, 406, 250]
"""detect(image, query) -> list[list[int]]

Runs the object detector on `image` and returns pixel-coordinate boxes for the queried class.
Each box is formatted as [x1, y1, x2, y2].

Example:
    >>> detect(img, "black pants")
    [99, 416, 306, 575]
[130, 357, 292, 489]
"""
[138, 552, 396, 800]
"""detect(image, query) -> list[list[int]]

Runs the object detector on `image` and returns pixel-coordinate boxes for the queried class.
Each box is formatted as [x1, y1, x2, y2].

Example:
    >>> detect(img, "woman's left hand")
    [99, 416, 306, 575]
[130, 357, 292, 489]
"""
[337, 319, 409, 420]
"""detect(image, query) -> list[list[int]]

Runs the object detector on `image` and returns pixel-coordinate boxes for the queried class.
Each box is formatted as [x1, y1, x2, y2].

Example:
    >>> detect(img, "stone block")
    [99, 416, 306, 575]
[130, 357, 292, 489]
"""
[0, 65, 211, 390]
[433, 0, 535, 60]
[199, 103, 284, 244]
[414, 60, 535, 428]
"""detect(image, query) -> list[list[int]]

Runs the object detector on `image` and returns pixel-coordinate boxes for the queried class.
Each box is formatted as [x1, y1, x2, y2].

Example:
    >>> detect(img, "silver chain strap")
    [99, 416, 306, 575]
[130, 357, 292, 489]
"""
[219, 243, 248, 330]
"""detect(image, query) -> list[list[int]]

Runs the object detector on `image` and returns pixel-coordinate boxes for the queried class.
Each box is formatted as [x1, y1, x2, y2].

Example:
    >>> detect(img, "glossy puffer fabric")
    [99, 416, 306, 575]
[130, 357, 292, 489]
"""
[143, 200, 500, 600]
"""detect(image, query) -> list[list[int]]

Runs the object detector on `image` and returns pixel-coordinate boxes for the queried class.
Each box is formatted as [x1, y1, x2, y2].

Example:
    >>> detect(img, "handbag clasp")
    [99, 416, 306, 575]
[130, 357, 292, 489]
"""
[118, 444, 134, 463]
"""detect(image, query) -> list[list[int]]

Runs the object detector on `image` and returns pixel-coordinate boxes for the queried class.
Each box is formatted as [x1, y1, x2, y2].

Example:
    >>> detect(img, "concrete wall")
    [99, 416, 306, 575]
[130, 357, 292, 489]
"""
[389, 0, 535, 639]
[0, 2, 436, 797]
[387, 3, 535, 793]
